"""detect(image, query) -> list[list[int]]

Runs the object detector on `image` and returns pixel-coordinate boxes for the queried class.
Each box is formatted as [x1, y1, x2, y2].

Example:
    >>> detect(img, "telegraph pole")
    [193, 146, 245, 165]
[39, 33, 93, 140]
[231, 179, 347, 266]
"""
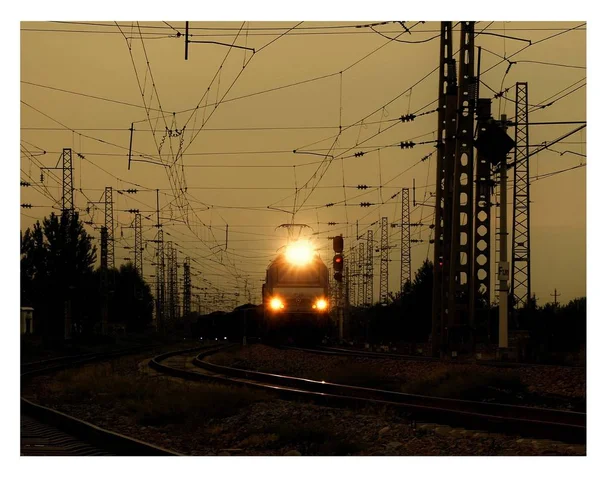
[552, 289, 561, 309]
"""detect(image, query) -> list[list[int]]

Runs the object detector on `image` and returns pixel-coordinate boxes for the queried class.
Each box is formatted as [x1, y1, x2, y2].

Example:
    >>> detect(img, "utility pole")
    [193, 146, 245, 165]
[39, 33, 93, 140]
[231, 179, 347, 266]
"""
[552, 289, 561, 308]
[349, 250, 356, 306]
[380, 217, 389, 303]
[100, 226, 108, 335]
[62, 148, 74, 217]
[447, 21, 476, 354]
[511, 82, 532, 309]
[358, 242, 365, 306]
[366, 230, 374, 306]
[134, 213, 143, 279]
[400, 189, 412, 294]
[156, 229, 165, 334]
[432, 21, 456, 357]
[105, 186, 114, 269]
[183, 258, 191, 316]
[498, 114, 510, 350]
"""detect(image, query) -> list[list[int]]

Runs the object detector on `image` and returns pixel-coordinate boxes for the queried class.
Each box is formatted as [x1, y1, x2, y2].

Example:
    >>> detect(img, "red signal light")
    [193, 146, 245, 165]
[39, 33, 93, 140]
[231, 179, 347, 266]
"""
[333, 254, 343, 273]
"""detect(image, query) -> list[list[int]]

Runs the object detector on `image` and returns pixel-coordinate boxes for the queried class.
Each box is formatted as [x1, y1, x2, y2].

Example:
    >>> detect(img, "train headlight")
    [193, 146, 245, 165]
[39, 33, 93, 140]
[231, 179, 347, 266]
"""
[269, 297, 285, 310]
[316, 299, 328, 311]
[285, 240, 315, 266]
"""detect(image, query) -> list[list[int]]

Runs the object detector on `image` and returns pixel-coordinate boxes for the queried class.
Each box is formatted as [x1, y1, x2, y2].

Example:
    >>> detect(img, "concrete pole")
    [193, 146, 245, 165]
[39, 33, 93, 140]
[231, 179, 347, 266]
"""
[498, 114, 510, 349]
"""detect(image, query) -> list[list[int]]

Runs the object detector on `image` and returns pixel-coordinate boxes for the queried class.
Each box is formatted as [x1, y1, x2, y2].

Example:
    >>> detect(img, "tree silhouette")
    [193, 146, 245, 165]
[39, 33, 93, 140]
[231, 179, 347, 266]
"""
[108, 263, 153, 332]
[21, 211, 96, 340]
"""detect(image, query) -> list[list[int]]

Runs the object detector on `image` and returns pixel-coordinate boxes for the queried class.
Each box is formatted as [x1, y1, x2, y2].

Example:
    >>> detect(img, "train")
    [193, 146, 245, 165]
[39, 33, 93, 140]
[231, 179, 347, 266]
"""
[261, 239, 334, 344]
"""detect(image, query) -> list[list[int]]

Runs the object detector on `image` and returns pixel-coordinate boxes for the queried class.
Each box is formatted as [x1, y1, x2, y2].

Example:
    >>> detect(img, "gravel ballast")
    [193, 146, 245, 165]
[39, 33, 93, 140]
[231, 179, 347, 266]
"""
[21, 347, 585, 456]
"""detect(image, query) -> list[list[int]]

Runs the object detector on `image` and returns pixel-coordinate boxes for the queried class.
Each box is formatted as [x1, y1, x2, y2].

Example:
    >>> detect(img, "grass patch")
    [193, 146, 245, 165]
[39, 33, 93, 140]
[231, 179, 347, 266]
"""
[47, 362, 269, 427]
[247, 419, 366, 455]
[400, 368, 527, 400]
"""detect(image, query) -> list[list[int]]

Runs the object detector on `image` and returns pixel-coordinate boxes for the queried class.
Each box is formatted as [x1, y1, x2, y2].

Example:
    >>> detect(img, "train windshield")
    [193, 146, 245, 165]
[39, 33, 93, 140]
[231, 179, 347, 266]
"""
[276, 264, 321, 285]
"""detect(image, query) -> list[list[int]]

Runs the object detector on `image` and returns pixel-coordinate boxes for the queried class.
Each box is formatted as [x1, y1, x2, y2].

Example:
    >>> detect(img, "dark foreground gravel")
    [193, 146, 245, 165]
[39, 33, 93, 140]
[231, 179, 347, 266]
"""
[21, 348, 585, 456]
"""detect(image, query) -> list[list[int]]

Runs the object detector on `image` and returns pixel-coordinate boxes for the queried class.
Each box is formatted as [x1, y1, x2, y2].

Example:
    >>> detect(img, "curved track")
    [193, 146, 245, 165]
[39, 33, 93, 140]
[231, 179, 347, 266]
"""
[149, 345, 586, 445]
[21, 345, 179, 456]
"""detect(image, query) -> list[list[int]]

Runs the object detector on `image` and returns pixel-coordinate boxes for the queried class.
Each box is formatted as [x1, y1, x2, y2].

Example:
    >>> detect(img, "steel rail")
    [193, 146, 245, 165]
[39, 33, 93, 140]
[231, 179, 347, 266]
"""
[21, 343, 180, 456]
[148, 346, 585, 444]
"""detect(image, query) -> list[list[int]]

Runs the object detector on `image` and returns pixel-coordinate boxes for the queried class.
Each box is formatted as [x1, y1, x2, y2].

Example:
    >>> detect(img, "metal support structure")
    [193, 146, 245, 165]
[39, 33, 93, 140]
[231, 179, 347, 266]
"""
[511, 82, 531, 309]
[183, 257, 191, 316]
[366, 230, 374, 306]
[165, 241, 177, 322]
[400, 189, 412, 293]
[156, 229, 165, 333]
[380, 217, 389, 303]
[100, 226, 108, 335]
[134, 213, 143, 278]
[447, 21, 476, 351]
[499, 116, 509, 349]
[358, 243, 365, 306]
[432, 21, 456, 357]
[62, 148, 74, 216]
[474, 99, 493, 307]
[100, 227, 108, 271]
[349, 250, 356, 306]
[104, 187, 115, 269]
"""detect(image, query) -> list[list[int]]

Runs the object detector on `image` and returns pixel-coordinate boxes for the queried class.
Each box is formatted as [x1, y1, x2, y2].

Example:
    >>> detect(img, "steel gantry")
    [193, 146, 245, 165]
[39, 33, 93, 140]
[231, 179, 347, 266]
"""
[366, 230, 374, 306]
[400, 189, 412, 293]
[349, 249, 356, 306]
[380, 217, 389, 303]
[183, 257, 191, 316]
[432, 21, 457, 356]
[358, 242, 365, 306]
[134, 213, 143, 278]
[104, 186, 115, 270]
[447, 21, 476, 349]
[511, 82, 531, 309]
[62, 148, 74, 216]
[432, 22, 478, 356]
[474, 99, 493, 307]
[156, 229, 165, 333]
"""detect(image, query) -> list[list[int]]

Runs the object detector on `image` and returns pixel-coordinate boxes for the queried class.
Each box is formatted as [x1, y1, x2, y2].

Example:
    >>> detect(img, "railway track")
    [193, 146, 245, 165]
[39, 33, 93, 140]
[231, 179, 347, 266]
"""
[21, 344, 180, 456]
[149, 345, 586, 445]
[284, 345, 586, 370]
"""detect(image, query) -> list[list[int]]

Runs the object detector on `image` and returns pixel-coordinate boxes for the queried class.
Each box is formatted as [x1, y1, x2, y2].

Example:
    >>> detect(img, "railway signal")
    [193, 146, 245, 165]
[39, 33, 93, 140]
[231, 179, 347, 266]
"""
[333, 235, 344, 282]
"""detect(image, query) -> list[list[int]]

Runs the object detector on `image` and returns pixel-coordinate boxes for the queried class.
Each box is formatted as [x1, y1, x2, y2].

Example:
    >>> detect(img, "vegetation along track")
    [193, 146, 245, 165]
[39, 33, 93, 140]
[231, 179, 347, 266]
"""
[21, 345, 179, 456]
[150, 345, 585, 445]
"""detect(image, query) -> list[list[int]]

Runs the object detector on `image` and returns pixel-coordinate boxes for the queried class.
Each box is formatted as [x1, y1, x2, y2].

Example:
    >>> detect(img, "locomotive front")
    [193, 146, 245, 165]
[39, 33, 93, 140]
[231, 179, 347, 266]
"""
[261, 240, 332, 343]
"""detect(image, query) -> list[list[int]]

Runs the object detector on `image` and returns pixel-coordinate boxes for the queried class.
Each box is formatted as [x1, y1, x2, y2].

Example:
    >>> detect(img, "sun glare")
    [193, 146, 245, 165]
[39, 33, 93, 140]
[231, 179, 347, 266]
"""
[285, 240, 315, 266]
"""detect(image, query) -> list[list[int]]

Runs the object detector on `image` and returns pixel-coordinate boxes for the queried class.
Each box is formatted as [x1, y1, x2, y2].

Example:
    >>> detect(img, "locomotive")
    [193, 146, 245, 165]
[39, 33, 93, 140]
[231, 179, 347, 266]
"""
[261, 239, 333, 343]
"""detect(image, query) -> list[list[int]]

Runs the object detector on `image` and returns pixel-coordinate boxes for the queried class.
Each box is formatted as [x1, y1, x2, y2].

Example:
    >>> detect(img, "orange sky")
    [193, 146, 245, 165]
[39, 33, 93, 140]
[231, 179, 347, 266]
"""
[20, 21, 586, 307]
